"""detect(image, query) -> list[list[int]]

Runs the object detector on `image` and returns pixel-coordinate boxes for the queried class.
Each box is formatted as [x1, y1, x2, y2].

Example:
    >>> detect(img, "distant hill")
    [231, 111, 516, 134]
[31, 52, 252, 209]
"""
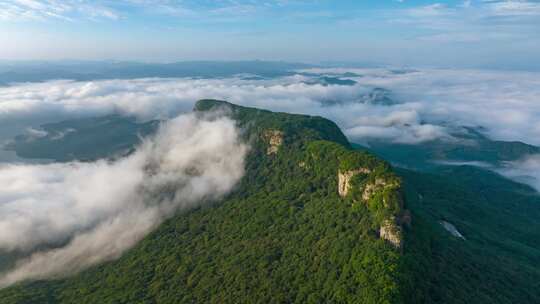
[360, 127, 540, 170]
[0, 61, 315, 83]
[7, 115, 160, 162]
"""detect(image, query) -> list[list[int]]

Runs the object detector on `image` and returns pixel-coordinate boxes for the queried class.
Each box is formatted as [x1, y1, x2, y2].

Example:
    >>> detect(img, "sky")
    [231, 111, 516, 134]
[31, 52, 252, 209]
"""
[1, 0, 540, 69]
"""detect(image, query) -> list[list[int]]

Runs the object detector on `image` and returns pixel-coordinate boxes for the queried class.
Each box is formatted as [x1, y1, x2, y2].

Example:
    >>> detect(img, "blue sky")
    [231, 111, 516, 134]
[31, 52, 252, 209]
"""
[1, 0, 540, 68]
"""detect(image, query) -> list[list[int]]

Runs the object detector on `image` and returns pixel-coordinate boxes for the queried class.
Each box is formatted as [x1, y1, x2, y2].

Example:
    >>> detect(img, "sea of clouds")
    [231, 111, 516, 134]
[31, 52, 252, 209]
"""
[1, 69, 539, 146]
[1, 67, 540, 286]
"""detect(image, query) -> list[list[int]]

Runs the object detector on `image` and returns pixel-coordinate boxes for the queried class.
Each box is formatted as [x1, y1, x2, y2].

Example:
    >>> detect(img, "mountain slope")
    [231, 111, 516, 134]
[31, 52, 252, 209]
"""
[399, 166, 540, 303]
[354, 139, 540, 304]
[1, 100, 414, 303]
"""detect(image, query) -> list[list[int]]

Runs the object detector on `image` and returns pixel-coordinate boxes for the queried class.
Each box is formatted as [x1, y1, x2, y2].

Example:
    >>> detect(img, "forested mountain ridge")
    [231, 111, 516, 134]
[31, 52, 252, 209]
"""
[1, 100, 415, 303]
[3, 100, 539, 303]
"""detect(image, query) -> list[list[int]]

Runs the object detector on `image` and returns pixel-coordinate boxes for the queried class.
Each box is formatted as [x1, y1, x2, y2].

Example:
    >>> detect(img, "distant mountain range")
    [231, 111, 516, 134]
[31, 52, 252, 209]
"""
[0, 61, 315, 83]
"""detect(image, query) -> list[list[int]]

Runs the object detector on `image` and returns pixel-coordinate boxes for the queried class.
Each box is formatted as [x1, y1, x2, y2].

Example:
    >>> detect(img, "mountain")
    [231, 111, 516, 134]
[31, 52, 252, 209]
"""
[1, 101, 539, 303]
[318, 87, 400, 107]
[6, 115, 160, 162]
[303, 76, 357, 86]
[0, 61, 314, 83]
[0, 100, 415, 303]
[360, 126, 540, 171]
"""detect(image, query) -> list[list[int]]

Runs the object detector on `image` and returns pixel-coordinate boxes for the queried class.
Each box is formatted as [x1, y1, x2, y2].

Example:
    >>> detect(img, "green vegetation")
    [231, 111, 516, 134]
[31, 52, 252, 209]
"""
[1, 100, 410, 304]
[3, 100, 539, 303]
[356, 142, 540, 303]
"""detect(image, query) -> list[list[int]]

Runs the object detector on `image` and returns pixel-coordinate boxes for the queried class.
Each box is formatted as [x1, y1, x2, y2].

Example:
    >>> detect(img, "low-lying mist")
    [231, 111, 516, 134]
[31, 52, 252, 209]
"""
[436, 157, 540, 193]
[0, 112, 248, 287]
[1, 69, 539, 146]
[498, 155, 540, 192]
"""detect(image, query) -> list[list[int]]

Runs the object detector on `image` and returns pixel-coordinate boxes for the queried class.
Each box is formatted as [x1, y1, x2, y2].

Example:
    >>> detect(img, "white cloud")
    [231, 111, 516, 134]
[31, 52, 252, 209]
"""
[487, 0, 540, 16]
[408, 3, 453, 17]
[0, 0, 119, 22]
[392, 1, 540, 43]
[0, 112, 248, 287]
[24, 127, 48, 139]
[1, 69, 540, 147]
[498, 154, 540, 192]
[0, 0, 295, 22]
[439, 154, 540, 193]
[307, 68, 540, 145]
[0, 76, 444, 145]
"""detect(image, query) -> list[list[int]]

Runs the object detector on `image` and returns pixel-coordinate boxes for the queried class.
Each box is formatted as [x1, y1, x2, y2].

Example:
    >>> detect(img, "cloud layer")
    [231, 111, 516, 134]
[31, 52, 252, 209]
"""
[498, 154, 540, 192]
[0, 112, 248, 287]
[1, 69, 540, 146]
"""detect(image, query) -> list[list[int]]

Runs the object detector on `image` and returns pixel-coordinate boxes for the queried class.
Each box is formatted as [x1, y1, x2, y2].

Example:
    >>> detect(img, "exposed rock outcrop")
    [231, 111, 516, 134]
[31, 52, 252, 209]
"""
[362, 178, 399, 202]
[337, 168, 371, 197]
[379, 218, 403, 248]
[262, 129, 284, 155]
[334, 154, 407, 249]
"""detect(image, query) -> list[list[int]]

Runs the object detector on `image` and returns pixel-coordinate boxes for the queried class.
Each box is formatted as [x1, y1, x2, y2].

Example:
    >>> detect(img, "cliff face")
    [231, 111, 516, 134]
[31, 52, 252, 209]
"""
[362, 178, 395, 202]
[380, 218, 403, 248]
[338, 168, 371, 197]
[334, 158, 406, 248]
[337, 168, 405, 248]
[263, 129, 284, 155]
